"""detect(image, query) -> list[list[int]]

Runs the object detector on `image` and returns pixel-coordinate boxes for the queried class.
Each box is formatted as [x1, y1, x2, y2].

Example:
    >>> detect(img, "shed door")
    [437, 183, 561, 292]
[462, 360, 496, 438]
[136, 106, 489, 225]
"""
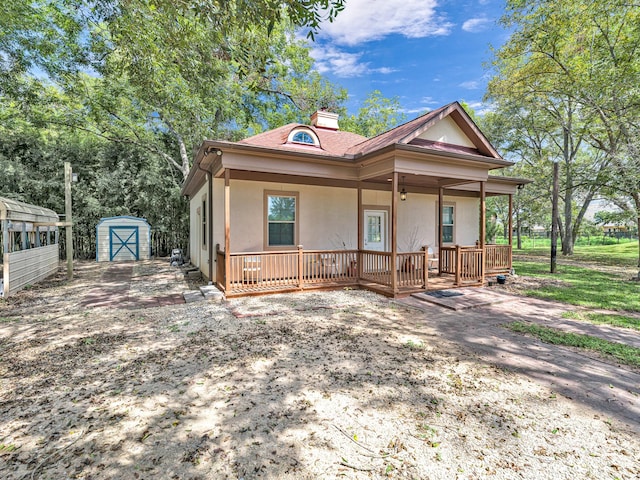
[109, 226, 139, 261]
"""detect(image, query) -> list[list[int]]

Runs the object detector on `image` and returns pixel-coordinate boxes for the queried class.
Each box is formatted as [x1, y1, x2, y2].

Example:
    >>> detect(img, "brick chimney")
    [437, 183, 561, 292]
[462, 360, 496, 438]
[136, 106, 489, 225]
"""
[310, 110, 339, 130]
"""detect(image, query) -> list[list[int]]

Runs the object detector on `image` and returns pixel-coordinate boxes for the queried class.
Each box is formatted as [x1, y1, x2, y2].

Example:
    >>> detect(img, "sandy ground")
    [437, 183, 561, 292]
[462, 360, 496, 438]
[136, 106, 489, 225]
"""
[1, 261, 639, 479]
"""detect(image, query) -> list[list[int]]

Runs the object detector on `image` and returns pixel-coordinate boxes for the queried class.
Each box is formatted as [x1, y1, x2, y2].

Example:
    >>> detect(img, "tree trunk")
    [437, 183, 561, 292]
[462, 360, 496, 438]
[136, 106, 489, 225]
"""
[551, 161, 560, 273]
[634, 192, 640, 275]
[562, 126, 574, 255]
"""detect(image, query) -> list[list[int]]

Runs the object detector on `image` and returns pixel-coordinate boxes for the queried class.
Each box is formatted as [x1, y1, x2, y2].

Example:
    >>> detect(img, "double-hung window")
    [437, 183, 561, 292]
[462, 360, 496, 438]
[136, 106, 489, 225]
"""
[442, 205, 454, 243]
[265, 192, 298, 247]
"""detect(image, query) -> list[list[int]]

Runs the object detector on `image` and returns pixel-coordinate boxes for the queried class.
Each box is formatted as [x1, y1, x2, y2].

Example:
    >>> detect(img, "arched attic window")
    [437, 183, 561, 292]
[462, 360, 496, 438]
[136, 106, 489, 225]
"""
[287, 127, 320, 147]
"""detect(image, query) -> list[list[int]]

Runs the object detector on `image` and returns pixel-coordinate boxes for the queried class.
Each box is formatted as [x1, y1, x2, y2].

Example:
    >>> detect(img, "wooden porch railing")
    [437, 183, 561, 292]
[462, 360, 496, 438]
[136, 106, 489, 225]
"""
[360, 250, 392, 287]
[216, 247, 359, 294]
[303, 250, 359, 283]
[485, 244, 512, 274]
[440, 245, 484, 285]
[215, 244, 507, 295]
[397, 251, 428, 288]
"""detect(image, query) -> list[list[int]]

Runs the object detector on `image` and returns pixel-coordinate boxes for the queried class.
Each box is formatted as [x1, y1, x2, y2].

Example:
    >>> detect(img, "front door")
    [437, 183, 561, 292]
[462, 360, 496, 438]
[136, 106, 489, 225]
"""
[109, 226, 139, 261]
[364, 210, 387, 251]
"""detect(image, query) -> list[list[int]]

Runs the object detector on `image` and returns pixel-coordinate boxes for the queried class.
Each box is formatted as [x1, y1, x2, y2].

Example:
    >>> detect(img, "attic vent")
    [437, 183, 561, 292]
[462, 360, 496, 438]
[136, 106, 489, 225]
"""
[310, 110, 339, 130]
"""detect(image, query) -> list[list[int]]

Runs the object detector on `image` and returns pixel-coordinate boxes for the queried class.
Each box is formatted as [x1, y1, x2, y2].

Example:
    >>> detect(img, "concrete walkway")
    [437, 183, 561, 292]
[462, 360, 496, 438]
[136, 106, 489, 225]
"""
[399, 293, 640, 435]
[80, 262, 186, 309]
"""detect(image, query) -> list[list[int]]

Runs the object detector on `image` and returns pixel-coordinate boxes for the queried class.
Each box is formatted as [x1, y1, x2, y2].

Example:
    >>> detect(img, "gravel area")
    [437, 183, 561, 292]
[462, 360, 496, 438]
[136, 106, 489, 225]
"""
[0, 261, 638, 479]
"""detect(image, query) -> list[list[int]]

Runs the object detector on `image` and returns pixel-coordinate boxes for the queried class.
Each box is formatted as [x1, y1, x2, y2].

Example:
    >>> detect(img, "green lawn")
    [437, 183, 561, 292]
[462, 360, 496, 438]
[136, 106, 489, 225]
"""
[513, 260, 640, 312]
[513, 240, 639, 267]
[506, 321, 640, 368]
[561, 311, 640, 331]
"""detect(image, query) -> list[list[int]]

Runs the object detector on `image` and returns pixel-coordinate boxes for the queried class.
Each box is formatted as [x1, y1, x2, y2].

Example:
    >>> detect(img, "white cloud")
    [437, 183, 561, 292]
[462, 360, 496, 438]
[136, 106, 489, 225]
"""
[462, 17, 491, 33]
[420, 96, 439, 105]
[311, 46, 395, 78]
[459, 80, 480, 90]
[318, 0, 453, 46]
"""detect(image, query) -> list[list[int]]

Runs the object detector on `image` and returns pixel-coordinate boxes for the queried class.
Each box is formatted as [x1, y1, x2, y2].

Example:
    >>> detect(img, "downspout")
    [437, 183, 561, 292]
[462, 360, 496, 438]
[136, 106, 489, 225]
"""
[196, 161, 214, 283]
[198, 147, 223, 284]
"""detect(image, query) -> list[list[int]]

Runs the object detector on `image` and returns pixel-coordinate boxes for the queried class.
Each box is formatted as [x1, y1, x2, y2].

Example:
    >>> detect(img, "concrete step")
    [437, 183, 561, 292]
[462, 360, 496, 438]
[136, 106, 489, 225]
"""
[183, 285, 224, 303]
[183, 290, 206, 303]
[199, 285, 224, 302]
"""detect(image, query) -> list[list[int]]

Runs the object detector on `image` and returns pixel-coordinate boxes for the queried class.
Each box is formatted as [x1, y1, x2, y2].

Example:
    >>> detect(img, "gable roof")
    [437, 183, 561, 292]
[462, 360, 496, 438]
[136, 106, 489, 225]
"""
[346, 102, 501, 159]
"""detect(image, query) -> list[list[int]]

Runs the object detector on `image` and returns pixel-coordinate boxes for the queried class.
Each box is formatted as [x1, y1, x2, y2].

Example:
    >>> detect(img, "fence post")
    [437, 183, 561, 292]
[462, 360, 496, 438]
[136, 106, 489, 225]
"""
[455, 245, 461, 286]
[423, 246, 429, 289]
[298, 245, 304, 289]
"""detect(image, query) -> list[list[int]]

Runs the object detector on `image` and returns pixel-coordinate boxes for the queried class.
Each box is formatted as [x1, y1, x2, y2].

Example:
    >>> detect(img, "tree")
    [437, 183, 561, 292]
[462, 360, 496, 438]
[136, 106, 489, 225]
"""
[1, 0, 350, 180]
[341, 90, 406, 137]
[486, 0, 639, 260]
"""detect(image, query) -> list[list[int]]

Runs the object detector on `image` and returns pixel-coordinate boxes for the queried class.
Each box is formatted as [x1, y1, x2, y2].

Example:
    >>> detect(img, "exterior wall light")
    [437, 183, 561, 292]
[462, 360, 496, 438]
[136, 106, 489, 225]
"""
[400, 176, 407, 201]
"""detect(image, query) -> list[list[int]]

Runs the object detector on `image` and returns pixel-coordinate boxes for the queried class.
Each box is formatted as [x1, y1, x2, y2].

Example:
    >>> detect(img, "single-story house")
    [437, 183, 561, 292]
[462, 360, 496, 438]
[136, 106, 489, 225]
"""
[181, 101, 528, 298]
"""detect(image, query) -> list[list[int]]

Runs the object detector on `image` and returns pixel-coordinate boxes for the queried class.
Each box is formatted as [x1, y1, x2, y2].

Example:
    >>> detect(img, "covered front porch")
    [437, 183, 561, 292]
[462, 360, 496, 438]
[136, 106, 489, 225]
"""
[215, 243, 512, 298]
[211, 168, 517, 298]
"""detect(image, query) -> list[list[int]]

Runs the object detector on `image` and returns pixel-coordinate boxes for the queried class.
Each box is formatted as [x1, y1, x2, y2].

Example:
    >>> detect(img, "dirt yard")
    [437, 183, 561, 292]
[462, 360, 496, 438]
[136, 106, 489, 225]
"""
[1, 261, 638, 479]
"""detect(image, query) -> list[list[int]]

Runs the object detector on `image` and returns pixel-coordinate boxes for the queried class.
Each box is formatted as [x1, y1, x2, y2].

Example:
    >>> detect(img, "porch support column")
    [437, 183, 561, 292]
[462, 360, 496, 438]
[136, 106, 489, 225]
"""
[508, 194, 513, 245]
[2, 220, 8, 253]
[438, 187, 443, 275]
[391, 172, 398, 294]
[207, 170, 214, 283]
[224, 169, 231, 293]
[479, 181, 486, 249]
[508, 193, 513, 270]
[480, 181, 486, 281]
[357, 182, 363, 279]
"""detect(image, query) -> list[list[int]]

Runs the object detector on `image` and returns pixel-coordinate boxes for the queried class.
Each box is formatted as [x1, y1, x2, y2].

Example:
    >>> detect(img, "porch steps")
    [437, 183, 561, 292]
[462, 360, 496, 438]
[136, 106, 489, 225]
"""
[182, 284, 224, 303]
[409, 287, 514, 311]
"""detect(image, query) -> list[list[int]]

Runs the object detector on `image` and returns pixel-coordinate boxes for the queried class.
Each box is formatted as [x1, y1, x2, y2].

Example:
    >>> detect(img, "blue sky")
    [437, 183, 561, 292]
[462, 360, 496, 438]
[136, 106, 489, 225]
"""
[309, 0, 510, 118]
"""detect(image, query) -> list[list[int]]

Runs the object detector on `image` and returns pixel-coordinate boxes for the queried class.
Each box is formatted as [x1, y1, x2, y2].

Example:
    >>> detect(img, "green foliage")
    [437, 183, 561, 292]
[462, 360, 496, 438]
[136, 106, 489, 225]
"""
[486, 0, 640, 261]
[506, 321, 640, 367]
[341, 90, 406, 137]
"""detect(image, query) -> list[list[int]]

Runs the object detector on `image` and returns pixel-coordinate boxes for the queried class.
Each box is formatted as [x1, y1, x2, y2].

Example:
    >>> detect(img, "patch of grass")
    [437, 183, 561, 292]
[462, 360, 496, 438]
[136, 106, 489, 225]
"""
[561, 311, 640, 331]
[513, 261, 640, 312]
[0, 316, 18, 323]
[506, 321, 640, 368]
[515, 241, 639, 267]
[403, 339, 424, 350]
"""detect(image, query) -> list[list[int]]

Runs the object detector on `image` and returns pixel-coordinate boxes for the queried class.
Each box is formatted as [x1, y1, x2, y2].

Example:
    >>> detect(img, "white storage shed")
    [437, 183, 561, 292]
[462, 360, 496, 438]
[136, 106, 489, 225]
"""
[96, 216, 151, 262]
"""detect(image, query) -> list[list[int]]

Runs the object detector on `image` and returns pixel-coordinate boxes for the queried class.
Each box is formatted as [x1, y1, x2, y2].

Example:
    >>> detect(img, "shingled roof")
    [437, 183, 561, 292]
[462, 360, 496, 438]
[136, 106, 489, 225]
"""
[239, 123, 367, 157]
[236, 101, 501, 162]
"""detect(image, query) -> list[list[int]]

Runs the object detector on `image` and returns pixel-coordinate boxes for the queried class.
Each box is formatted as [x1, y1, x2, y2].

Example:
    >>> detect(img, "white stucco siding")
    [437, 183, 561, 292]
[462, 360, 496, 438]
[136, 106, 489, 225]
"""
[229, 180, 358, 252]
[188, 182, 209, 276]
[397, 195, 437, 252]
[418, 116, 476, 147]
[448, 197, 480, 246]
[203, 180, 481, 262]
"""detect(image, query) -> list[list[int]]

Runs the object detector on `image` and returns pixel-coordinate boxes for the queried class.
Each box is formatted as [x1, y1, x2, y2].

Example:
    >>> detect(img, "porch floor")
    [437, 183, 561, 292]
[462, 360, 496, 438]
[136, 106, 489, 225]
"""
[223, 272, 476, 298]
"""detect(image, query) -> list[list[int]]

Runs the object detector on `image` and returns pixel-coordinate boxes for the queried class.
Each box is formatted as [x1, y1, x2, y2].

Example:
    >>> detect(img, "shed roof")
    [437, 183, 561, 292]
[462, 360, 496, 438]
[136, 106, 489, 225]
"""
[0, 196, 59, 224]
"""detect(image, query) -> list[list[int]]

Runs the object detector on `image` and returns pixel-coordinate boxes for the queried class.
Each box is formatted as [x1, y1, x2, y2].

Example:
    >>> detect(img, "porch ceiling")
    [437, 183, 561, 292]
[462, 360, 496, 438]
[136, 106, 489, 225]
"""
[364, 173, 509, 197]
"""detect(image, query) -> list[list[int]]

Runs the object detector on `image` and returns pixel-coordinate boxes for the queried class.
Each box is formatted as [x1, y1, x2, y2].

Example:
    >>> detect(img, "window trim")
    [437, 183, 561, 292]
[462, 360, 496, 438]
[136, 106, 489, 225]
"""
[201, 197, 207, 247]
[263, 190, 300, 250]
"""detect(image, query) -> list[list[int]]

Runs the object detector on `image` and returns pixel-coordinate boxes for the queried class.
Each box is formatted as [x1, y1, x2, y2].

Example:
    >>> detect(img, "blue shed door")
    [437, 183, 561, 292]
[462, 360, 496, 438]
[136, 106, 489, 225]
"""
[109, 226, 139, 261]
